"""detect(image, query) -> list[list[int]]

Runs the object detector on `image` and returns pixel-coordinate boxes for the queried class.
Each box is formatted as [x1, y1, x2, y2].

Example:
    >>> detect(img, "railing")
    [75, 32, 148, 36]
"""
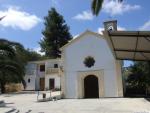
[26, 68, 60, 75]
[46, 68, 59, 74]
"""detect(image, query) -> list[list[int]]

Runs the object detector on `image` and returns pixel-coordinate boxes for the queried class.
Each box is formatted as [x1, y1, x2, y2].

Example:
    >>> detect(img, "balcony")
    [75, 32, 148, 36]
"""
[46, 68, 59, 74]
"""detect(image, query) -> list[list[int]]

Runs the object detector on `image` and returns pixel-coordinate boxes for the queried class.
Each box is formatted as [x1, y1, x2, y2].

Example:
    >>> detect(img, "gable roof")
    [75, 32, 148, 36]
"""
[60, 30, 104, 51]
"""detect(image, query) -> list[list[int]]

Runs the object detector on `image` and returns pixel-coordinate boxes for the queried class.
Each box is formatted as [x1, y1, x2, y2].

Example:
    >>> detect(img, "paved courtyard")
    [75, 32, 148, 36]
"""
[0, 91, 150, 113]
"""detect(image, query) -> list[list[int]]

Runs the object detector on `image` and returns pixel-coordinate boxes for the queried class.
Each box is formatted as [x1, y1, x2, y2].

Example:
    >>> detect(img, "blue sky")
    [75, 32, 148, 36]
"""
[0, 0, 149, 67]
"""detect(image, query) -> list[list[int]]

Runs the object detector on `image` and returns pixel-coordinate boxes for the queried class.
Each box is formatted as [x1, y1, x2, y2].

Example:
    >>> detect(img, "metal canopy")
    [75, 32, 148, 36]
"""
[103, 31, 150, 61]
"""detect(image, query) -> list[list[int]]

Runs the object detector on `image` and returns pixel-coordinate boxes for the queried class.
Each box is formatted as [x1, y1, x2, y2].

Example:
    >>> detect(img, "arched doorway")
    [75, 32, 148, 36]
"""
[84, 75, 99, 98]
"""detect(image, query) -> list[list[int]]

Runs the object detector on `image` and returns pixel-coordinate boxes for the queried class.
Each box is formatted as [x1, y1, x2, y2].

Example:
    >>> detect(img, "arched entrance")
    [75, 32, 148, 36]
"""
[84, 75, 99, 98]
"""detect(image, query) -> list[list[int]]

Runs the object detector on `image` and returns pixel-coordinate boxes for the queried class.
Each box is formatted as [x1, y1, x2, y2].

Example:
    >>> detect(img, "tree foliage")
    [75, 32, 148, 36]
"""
[126, 61, 150, 95]
[0, 39, 25, 93]
[91, 0, 104, 16]
[16, 47, 44, 62]
[39, 8, 72, 58]
[0, 39, 43, 93]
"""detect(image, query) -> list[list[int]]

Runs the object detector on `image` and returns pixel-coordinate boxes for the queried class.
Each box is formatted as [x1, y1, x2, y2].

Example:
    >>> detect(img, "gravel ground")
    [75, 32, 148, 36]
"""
[0, 91, 150, 113]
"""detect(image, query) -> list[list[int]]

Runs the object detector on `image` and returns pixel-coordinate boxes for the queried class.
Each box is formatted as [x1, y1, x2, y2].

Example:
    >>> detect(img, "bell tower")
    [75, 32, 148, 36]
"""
[104, 20, 117, 31]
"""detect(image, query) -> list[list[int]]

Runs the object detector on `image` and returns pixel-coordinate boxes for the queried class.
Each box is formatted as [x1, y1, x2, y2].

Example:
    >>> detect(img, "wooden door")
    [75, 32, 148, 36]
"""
[49, 78, 55, 90]
[84, 75, 99, 98]
[40, 78, 45, 91]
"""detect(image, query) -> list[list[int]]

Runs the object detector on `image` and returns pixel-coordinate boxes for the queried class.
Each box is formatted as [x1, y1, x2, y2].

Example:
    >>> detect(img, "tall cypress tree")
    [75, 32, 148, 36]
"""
[40, 8, 72, 58]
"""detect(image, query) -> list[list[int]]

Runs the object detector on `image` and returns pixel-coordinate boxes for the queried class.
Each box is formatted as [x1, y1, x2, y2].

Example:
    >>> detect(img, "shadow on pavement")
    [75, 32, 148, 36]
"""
[5, 108, 17, 113]
[5, 109, 32, 113]
[145, 98, 150, 102]
[5, 102, 14, 105]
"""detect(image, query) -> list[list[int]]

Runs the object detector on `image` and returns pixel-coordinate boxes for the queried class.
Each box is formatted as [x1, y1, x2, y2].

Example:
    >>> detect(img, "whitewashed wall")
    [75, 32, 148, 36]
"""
[45, 74, 60, 90]
[45, 60, 61, 90]
[63, 32, 120, 98]
[24, 60, 61, 91]
[45, 60, 60, 68]
[24, 75, 36, 90]
[24, 63, 37, 90]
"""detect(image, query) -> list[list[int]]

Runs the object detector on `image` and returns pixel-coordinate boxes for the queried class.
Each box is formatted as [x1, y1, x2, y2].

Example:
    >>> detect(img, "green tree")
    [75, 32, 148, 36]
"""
[126, 61, 150, 95]
[16, 47, 44, 62]
[25, 49, 44, 61]
[0, 39, 25, 93]
[39, 8, 72, 58]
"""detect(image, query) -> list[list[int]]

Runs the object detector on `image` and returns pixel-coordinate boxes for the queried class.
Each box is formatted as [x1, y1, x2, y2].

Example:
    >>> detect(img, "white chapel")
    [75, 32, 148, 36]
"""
[25, 20, 125, 98]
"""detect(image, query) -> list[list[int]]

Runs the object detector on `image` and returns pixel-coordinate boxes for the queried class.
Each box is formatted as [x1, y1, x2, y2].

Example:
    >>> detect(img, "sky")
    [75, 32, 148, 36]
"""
[0, 0, 149, 67]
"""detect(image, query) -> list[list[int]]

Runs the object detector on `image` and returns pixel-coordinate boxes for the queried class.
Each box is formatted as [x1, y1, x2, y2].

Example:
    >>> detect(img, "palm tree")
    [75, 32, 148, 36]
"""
[91, 0, 104, 16]
[91, 0, 123, 16]
[0, 39, 25, 93]
[0, 16, 6, 21]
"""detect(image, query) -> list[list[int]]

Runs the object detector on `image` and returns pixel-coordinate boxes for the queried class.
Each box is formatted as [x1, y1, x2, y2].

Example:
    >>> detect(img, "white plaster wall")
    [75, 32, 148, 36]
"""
[37, 64, 45, 78]
[63, 32, 119, 98]
[24, 60, 61, 91]
[45, 74, 60, 90]
[24, 75, 36, 90]
[104, 69, 117, 97]
[46, 60, 60, 68]
[24, 63, 37, 90]
[115, 60, 124, 97]
[25, 62, 45, 90]
[65, 72, 78, 98]
[35, 77, 40, 90]
[25, 63, 36, 70]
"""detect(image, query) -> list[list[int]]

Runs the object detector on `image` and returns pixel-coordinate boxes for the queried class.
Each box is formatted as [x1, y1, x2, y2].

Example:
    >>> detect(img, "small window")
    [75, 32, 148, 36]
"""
[28, 78, 30, 83]
[40, 65, 45, 72]
[54, 64, 58, 68]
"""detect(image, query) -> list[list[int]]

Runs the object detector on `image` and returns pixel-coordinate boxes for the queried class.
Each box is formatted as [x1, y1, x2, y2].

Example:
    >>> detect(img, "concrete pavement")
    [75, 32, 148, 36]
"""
[0, 91, 150, 113]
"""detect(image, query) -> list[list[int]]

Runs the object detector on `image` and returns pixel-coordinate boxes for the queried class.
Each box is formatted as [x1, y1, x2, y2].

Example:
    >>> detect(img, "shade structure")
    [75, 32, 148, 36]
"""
[103, 31, 150, 61]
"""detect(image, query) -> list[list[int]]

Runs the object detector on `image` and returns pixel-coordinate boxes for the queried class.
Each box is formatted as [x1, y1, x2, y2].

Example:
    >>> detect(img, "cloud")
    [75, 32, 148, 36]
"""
[139, 19, 150, 30]
[0, 6, 41, 30]
[98, 27, 105, 34]
[73, 10, 94, 21]
[98, 26, 126, 34]
[117, 26, 126, 30]
[102, 0, 141, 15]
[51, 0, 59, 7]
[33, 47, 45, 56]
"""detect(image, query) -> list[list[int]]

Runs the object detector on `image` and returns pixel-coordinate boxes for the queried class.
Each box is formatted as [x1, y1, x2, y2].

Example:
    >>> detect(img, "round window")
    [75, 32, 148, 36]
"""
[83, 56, 95, 68]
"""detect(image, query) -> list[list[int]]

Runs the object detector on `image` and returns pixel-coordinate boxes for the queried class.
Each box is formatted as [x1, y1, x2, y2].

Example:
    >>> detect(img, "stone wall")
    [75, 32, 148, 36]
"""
[5, 83, 23, 93]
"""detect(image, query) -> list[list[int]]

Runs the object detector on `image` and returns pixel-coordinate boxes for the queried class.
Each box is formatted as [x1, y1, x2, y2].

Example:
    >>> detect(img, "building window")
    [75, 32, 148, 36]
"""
[54, 64, 58, 68]
[28, 78, 30, 83]
[40, 65, 45, 72]
[84, 56, 95, 68]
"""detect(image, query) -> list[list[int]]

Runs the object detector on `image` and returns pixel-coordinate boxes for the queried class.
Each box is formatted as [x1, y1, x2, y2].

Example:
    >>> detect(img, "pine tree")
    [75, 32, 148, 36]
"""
[40, 8, 72, 58]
